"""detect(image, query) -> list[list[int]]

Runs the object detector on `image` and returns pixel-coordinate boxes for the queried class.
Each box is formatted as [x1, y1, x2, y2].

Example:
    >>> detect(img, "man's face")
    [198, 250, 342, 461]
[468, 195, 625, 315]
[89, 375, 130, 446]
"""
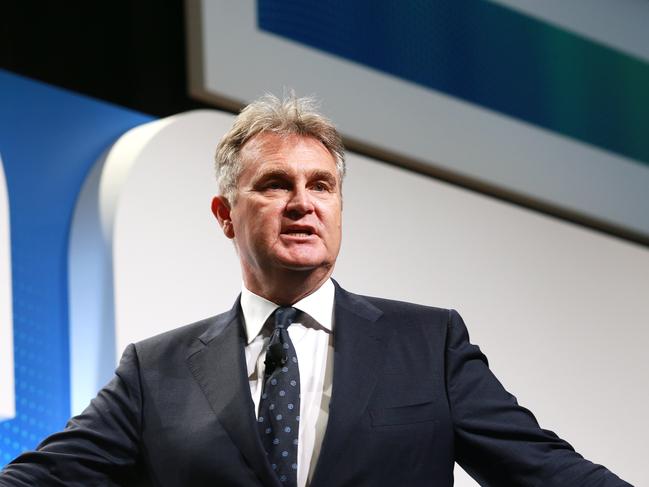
[222, 133, 342, 282]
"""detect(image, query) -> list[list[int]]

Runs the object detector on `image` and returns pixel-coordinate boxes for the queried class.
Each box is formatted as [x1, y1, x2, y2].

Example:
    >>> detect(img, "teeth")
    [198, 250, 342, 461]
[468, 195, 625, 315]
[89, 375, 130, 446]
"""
[288, 232, 310, 237]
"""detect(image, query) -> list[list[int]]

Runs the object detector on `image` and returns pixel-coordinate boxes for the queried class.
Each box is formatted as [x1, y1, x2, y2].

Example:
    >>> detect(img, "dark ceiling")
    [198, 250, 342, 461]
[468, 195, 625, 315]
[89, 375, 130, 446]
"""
[1, 0, 210, 117]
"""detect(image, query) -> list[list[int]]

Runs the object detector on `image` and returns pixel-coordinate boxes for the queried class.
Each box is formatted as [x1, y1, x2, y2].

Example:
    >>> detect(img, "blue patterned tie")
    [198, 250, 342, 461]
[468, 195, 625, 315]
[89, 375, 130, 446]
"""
[258, 307, 300, 486]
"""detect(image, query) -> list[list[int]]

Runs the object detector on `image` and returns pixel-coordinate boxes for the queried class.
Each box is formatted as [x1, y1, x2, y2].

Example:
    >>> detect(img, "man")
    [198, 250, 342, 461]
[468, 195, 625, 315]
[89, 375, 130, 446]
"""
[0, 95, 631, 486]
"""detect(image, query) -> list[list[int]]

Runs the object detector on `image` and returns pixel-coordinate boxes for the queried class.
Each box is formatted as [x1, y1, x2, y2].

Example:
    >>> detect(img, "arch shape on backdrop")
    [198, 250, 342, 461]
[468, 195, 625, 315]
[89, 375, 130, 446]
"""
[68, 117, 176, 415]
[0, 155, 15, 422]
[69, 109, 649, 486]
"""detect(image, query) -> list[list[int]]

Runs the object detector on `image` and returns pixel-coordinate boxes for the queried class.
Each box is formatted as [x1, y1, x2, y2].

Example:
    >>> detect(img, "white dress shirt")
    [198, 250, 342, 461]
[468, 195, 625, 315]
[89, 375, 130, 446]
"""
[240, 279, 335, 487]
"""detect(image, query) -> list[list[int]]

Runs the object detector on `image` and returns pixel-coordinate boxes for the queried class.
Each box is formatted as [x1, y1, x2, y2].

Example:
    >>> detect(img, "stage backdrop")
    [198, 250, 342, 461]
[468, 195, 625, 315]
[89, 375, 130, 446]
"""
[0, 70, 153, 465]
[187, 0, 649, 244]
[1, 71, 647, 484]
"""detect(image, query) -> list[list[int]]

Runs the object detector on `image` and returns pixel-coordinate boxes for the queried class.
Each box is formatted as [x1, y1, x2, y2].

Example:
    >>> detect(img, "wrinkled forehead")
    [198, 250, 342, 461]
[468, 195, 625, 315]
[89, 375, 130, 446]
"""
[239, 132, 338, 176]
[241, 131, 328, 158]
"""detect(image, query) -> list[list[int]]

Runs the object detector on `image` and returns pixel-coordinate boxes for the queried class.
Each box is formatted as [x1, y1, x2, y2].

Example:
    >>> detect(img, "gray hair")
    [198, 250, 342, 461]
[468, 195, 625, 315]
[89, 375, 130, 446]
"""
[214, 93, 345, 205]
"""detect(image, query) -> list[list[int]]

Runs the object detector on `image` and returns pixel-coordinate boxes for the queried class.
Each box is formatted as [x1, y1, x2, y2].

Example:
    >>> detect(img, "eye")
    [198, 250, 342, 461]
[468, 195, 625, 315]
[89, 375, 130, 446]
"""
[260, 179, 289, 191]
[311, 181, 331, 192]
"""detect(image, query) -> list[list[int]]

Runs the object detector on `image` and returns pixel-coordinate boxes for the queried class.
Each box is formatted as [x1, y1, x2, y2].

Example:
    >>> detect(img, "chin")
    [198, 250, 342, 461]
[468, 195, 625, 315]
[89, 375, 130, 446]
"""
[279, 262, 324, 272]
[276, 256, 332, 272]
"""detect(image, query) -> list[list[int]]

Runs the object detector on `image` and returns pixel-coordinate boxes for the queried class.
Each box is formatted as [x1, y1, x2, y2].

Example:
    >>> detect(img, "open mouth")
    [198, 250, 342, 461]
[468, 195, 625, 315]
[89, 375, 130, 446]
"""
[282, 226, 315, 237]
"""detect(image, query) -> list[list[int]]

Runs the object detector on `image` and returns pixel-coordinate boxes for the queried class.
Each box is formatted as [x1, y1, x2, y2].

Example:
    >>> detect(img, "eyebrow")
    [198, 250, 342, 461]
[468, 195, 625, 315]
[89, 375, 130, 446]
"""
[255, 168, 291, 181]
[310, 170, 338, 187]
[254, 168, 338, 186]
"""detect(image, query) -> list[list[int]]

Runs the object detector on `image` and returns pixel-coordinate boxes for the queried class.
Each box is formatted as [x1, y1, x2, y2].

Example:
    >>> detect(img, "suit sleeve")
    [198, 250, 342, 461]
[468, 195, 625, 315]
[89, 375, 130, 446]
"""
[0, 344, 144, 487]
[445, 309, 632, 487]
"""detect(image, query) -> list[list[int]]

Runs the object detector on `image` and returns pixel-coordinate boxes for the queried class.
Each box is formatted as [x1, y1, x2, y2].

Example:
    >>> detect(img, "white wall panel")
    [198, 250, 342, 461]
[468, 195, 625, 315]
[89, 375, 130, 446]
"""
[0, 155, 15, 421]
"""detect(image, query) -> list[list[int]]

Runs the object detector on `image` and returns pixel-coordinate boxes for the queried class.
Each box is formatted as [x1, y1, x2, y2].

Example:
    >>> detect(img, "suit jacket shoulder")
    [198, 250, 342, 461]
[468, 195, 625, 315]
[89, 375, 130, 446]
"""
[335, 284, 452, 331]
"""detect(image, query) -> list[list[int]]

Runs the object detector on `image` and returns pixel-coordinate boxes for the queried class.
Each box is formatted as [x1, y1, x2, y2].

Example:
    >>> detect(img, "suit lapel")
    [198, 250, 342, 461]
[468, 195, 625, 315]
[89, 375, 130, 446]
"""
[310, 284, 393, 487]
[185, 301, 280, 487]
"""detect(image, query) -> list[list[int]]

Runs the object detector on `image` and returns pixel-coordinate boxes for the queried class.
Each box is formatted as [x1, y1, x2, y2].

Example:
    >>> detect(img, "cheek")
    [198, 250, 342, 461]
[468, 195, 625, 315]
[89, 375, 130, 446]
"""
[251, 210, 282, 240]
[234, 203, 271, 231]
[322, 216, 342, 247]
[325, 205, 343, 230]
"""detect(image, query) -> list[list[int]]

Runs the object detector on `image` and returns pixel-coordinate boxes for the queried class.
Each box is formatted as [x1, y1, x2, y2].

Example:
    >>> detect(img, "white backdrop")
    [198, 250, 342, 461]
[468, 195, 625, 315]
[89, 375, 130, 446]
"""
[69, 110, 649, 485]
[0, 156, 15, 421]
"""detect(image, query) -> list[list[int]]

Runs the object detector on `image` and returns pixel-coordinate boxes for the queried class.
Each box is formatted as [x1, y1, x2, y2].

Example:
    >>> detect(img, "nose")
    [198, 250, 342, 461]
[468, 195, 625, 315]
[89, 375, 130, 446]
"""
[285, 186, 314, 219]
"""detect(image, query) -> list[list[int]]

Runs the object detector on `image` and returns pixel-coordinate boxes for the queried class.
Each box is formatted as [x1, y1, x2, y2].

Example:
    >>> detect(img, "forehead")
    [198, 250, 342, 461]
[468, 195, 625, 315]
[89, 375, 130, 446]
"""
[239, 133, 337, 176]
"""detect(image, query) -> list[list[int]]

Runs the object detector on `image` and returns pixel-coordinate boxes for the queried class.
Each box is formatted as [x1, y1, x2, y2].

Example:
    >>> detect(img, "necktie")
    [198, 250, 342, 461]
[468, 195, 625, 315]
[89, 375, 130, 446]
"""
[258, 307, 300, 486]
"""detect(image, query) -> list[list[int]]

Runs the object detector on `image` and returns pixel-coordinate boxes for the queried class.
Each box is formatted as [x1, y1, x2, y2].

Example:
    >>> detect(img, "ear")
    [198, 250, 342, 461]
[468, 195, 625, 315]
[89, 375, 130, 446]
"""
[211, 196, 235, 239]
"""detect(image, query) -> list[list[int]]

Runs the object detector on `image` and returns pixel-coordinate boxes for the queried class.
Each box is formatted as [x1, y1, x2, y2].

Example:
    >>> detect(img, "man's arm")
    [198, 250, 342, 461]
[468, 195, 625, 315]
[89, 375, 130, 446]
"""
[445, 309, 631, 487]
[0, 344, 144, 487]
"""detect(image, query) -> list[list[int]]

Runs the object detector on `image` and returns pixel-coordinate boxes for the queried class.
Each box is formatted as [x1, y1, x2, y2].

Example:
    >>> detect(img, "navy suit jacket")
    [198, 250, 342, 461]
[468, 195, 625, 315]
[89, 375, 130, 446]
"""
[0, 284, 631, 486]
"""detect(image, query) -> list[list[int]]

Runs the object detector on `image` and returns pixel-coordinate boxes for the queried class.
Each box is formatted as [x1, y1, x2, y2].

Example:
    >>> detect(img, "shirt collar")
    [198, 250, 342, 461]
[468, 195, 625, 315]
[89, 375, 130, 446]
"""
[240, 278, 335, 344]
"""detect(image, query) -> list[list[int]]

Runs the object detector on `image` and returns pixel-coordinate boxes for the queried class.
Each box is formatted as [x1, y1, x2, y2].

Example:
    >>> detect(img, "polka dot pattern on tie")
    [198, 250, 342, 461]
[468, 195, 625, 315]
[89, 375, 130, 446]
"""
[257, 307, 300, 487]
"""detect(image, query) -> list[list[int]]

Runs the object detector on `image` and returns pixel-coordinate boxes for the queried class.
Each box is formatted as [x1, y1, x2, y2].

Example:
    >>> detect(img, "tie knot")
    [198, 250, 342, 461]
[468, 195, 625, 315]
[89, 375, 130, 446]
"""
[274, 306, 298, 330]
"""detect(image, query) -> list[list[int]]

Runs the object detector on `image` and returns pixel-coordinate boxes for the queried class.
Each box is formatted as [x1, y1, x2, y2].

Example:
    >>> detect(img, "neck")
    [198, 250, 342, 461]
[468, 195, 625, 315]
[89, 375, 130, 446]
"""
[243, 267, 332, 306]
